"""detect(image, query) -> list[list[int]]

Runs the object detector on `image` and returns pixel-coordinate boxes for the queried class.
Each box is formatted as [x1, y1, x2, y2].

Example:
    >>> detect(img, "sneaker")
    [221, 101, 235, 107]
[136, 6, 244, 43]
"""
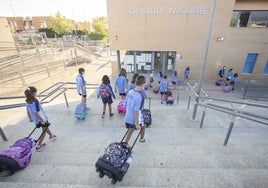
[139, 138, 146, 143]
[109, 113, 114, 117]
[161, 101, 163, 104]
[49, 134, 57, 142]
[36, 143, 46, 152]
[86, 107, 90, 111]
[101, 113, 105, 118]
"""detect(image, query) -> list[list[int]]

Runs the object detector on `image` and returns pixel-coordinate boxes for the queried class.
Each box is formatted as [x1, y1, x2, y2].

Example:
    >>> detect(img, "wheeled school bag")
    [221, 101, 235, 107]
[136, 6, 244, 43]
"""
[74, 103, 87, 120]
[223, 85, 232, 92]
[165, 90, 174, 105]
[95, 129, 141, 184]
[142, 97, 152, 126]
[215, 79, 224, 86]
[0, 124, 49, 176]
[153, 86, 160, 94]
[117, 99, 126, 113]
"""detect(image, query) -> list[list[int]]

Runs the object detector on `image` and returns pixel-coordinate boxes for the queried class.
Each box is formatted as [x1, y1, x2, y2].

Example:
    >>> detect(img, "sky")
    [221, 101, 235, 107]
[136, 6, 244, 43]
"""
[0, 0, 107, 22]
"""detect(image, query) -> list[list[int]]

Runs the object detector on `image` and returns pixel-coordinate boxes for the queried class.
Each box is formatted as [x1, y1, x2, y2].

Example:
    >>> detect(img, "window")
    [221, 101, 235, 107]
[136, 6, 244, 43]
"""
[263, 61, 268, 75]
[230, 10, 268, 28]
[242, 53, 258, 74]
[249, 11, 268, 28]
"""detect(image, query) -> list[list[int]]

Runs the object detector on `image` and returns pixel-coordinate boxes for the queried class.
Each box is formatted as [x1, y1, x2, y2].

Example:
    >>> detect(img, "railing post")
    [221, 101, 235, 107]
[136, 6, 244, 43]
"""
[223, 115, 237, 146]
[177, 91, 180, 104]
[0, 126, 8, 141]
[200, 107, 206, 128]
[63, 91, 69, 108]
[187, 96, 191, 109]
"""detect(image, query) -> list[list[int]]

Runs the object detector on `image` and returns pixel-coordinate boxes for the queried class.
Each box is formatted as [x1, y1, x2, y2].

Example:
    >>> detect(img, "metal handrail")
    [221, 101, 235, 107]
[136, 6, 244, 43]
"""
[186, 82, 268, 146]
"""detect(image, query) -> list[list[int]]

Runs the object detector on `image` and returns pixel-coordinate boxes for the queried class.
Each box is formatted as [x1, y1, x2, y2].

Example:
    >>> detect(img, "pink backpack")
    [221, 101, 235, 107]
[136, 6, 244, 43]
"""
[117, 99, 126, 113]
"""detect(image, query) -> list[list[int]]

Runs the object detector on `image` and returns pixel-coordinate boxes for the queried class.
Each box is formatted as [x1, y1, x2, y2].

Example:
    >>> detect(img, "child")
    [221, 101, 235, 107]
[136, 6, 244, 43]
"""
[218, 66, 226, 81]
[157, 71, 163, 84]
[226, 68, 233, 81]
[115, 68, 128, 100]
[24, 86, 56, 152]
[124, 75, 147, 144]
[97, 75, 116, 118]
[149, 70, 154, 88]
[128, 73, 139, 91]
[183, 66, 190, 83]
[171, 71, 177, 89]
[230, 73, 238, 90]
[129, 73, 147, 98]
[76, 68, 88, 109]
[160, 75, 168, 104]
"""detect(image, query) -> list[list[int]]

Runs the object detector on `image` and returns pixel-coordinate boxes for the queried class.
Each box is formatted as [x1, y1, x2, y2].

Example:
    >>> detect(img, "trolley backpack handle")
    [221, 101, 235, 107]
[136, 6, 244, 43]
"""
[121, 128, 142, 151]
[28, 122, 50, 143]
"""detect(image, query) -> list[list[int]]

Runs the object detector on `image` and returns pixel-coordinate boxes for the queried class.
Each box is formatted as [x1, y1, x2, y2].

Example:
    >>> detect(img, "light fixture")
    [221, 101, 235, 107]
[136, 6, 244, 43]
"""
[217, 37, 224, 42]
[113, 35, 118, 40]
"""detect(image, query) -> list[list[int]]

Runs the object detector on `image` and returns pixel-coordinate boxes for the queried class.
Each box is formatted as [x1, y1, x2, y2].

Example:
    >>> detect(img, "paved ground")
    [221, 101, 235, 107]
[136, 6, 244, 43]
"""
[0, 56, 268, 188]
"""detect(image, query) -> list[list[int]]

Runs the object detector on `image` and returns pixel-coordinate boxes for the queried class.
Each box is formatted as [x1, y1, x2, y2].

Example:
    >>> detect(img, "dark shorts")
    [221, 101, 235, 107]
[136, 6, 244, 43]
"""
[79, 93, 87, 97]
[102, 96, 113, 104]
[219, 75, 224, 78]
[119, 93, 126, 96]
[125, 123, 142, 129]
[160, 92, 166, 95]
[230, 81, 235, 85]
[172, 81, 176, 85]
[150, 78, 154, 83]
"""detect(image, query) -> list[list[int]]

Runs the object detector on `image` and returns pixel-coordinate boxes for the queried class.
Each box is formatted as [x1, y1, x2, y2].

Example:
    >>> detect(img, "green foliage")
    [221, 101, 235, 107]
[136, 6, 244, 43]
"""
[38, 28, 56, 38]
[230, 15, 238, 27]
[50, 11, 73, 36]
[90, 16, 108, 43]
[87, 31, 104, 40]
[73, 30, 87, 35]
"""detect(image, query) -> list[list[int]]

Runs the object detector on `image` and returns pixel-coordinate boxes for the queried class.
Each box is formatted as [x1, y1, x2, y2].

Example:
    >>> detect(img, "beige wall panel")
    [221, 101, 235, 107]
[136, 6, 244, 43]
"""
[235, 0, 268, 10]
[107, 0, 268, 82]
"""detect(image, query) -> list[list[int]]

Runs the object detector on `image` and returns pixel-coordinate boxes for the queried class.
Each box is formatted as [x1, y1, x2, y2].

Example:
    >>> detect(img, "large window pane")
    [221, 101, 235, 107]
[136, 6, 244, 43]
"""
[249, 11, 268, 28]
[263, 61, 268, 74]
[242, 53, 258, 74]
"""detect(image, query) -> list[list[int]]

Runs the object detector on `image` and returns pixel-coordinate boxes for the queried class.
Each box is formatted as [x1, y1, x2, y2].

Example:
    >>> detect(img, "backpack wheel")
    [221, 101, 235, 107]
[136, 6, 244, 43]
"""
[111, 178, 117, 184]
[99, 171, 104, 178]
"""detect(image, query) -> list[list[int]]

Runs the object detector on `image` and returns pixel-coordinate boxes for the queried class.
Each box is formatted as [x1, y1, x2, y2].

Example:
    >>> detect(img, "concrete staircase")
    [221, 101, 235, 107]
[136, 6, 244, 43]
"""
[0, 94, 267, 187]
[0, 57, 268, 187]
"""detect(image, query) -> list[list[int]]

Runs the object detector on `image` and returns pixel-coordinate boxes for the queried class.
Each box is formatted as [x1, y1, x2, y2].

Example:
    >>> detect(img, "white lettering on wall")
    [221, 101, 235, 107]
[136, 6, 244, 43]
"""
[123, 7, 212, 15]
[123, 8, 163, 15]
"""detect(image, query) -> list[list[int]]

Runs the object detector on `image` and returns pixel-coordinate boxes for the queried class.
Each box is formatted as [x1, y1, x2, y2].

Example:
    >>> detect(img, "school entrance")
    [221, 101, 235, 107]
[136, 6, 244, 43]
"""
[121, 50, 177, 75]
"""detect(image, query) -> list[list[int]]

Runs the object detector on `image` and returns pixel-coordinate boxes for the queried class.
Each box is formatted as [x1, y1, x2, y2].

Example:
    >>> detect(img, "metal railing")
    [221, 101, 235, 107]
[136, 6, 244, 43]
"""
[0, 82, 99, 141]
[186, 82, 268, 145]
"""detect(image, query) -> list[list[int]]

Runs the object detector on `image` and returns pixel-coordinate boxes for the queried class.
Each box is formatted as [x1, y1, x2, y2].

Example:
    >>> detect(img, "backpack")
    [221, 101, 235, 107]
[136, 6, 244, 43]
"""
[100, 84, 110, 98]
[0, 137, 36, 176]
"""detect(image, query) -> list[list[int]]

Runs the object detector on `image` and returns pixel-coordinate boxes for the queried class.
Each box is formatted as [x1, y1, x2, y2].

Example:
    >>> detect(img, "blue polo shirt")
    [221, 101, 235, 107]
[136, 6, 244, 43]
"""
[125, 90, 144, 126]
[115, 76, 127, 93]
[76, 75, 87, 95]
[160, 80, 168, 92]
[26, 100, 48, 125]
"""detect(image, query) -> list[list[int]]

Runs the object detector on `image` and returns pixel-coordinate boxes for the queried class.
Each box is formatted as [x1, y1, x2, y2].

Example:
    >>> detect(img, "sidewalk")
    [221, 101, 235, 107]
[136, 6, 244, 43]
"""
[0, 57, 268, 188]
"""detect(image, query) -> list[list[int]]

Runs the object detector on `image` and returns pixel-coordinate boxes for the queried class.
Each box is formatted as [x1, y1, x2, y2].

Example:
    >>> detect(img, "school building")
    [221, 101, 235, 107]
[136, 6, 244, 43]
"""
[107, 0, 268, 83]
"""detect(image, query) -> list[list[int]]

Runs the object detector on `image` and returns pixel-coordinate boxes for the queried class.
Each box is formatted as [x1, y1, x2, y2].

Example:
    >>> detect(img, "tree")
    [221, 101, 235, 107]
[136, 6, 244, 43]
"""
[50, 11, 73, 37]
[38, 28, 56, 38]
[89, 16, 108, 43]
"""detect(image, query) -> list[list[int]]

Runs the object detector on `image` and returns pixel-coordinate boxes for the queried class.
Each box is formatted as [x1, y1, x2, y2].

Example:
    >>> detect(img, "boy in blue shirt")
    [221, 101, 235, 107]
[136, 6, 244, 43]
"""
[124, 75, 147, 144]
[160, 75, 168, 104]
